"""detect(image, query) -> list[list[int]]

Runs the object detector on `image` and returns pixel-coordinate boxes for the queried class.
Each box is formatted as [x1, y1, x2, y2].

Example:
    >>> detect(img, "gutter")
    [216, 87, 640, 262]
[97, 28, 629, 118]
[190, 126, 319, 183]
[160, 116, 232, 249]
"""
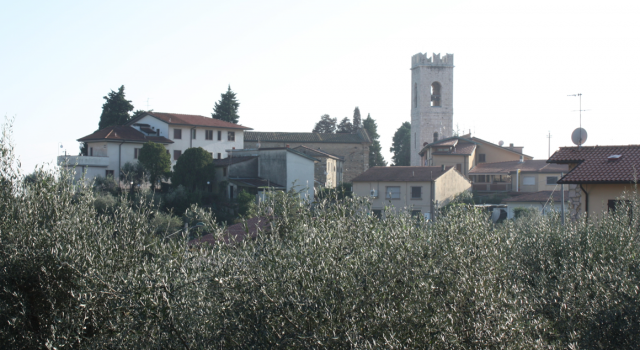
[118, 141, 125, 182]
[579, 184, 589, 219]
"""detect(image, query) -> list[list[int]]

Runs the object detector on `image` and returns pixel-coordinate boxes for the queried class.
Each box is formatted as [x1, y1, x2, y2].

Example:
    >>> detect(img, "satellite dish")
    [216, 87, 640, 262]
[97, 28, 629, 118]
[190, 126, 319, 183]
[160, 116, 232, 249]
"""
[571, 128, 588, 146]
[498, 140, 504, 146]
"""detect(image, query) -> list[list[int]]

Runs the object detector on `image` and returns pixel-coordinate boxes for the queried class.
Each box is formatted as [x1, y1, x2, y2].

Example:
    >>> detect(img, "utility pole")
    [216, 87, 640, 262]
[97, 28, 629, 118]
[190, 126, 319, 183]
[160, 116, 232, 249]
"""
[546, 131, 552, 158]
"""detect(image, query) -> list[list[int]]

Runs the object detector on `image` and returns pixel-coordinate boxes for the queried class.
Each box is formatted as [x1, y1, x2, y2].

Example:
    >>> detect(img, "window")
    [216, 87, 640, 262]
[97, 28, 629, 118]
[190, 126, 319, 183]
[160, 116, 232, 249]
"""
[228, 131, 235, 141]
[134, 148, 140, 159]
[174, 150, 182, 160]
[217, 153, 221, 159]
[546, 176, 558, 185]
[191, 129, 196, 139]
[608, 200, 632, 213]
[386, 186, 401, 199]
[174, 129, 182, 139]
[431, 82, 441, 107]
[456, 164, 462, 172]
[372, 209, 382, 218]
[166, 150, 170, 155]
[223, 167, 227, 176]
[205, 130, 213, 140]
[411, 210, 422, 217]
[105, 170, 114, 178]
[414, 83, 418, 108]
[217, 131, 222, 141]
[434, 132, 439, 142]
[476, 175, 487, 183]
[89, 147, 93, 156]
[479, 154, 486, 163]
[411, 186, 422, 199]
[523, 176, 535, 185]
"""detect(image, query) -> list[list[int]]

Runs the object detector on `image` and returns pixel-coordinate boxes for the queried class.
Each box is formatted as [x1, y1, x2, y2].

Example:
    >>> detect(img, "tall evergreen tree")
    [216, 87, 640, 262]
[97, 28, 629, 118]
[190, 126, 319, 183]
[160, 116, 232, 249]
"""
[312, 114, 337, 134]
[98, 85, 134, 130]
[211, 85, 240, 124]
[390, 122, 411, 166]
[363, 114, 387, 166]
[336, 117, 354, 133]
[352, 107, 362, 130]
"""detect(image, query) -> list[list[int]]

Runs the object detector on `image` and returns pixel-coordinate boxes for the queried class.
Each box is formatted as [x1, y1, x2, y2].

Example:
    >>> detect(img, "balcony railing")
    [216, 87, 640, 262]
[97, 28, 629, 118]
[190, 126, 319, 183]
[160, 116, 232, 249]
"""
[472, 183, 512, 192]
[57, 155, 110, 167]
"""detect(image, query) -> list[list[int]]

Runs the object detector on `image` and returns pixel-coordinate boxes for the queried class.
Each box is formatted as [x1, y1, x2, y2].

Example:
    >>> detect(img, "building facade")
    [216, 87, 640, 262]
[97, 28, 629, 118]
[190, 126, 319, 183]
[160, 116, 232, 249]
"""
[410, 52, 454, 166]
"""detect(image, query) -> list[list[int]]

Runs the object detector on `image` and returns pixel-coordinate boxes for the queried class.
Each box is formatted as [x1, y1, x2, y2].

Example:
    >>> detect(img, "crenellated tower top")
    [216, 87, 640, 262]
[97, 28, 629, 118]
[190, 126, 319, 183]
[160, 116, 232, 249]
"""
[411, 52, 454, 68]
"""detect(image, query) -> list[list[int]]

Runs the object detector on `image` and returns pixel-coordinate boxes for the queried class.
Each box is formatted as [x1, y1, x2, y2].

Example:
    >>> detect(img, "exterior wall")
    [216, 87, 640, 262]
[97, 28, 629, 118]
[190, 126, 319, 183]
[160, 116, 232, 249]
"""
[410, 53, 454, 166]
[313, 157, 339, 188]
[228, 158, 259, 178]
[132, 115, 170, 137]
[511, 172, 564, 193]
[476, 143, 530, 164]
[506, 202, 567, 219]
[431, 154, 468, 176]
[166, 126, 243, 166]
[352, 180, 434, 216]
[434, 169, 472, 207]
[244, 141, 368, 183]
[570, 183, 639, 220]
[286, 151, 315, 201]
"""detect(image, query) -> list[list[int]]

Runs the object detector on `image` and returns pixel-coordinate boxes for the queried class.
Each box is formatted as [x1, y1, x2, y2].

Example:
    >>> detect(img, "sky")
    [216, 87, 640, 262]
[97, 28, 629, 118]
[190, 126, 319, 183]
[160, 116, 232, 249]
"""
[1, 0, 639, 173]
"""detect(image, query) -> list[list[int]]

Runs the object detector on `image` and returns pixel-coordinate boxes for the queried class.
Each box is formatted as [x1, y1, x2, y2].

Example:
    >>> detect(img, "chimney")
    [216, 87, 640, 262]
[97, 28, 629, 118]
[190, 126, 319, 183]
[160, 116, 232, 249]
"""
[441, 164, 446, 171]
[157, 129, 160, 136]
[509, 143, 514, 149]
[519, 155, 524, 163]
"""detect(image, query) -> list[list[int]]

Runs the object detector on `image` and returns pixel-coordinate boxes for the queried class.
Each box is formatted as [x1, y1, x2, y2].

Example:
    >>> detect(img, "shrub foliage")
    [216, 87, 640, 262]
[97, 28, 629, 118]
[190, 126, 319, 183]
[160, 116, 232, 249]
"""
[1, 120, 640, 348]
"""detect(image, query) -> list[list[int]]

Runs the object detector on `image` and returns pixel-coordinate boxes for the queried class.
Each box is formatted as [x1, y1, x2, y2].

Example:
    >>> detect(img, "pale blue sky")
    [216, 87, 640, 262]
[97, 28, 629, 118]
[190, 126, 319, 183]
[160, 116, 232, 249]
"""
[2, 0, 639, 172]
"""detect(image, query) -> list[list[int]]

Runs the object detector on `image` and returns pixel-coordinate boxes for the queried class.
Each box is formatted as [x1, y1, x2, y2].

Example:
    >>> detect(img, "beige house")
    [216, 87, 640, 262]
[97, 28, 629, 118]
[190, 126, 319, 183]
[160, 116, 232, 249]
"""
[548, 145, 640, 220]
[292, 145, 343, 188]
[469, 160, 568, 193]
[352, 166, 471, 220]
[418, 134, 533, 178]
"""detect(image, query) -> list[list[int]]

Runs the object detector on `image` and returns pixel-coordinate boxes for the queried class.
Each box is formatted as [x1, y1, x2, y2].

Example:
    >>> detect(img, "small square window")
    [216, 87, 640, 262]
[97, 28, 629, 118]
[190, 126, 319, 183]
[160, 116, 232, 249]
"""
[386, 186, 401, 199]
[191, 129, 196, 139]
[105, 170, 114, 178]
[205, 130, 213, 140]
[174, 129, 182, 139]
[228, 131, 235, 141]
[372, 210, 382, 218]
[134, 148, 140, 159]
[217, 153, 222, 159]
[546, 176, 558, 185]
[411, 210, 421, 217]
[411, 186, 421, 199]
[217, 131, 222, 141]
[523, 176, 535, 185]
[174, 150, 182, 160]
[479, 154, 486, 163]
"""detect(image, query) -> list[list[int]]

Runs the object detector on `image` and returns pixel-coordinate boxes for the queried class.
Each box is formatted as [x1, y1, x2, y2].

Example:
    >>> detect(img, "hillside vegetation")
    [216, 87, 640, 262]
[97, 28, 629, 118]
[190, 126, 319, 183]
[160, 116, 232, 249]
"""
[1, 121, 639, 349]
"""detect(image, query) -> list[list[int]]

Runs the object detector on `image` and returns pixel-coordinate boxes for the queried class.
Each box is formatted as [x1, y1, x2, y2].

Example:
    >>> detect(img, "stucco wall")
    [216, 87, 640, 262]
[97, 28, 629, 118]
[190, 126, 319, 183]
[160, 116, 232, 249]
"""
[352, 180, 433, 214]
[286, 152, 315, 201]
[431, 155, 468, 176]
[434, 169, 472, 207]
[511, 172, 564, 192]
[570, 183, 639, 220]
[476, 143, 530, 164]
[245, 141, 368, 183]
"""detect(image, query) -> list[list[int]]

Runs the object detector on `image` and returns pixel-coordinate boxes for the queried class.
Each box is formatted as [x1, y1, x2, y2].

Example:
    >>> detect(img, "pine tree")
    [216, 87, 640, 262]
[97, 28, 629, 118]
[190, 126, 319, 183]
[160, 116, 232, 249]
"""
[98, 86, 134, 130]
[336, 117, 353, 133]
[391, 122, 411, 166]
[312, 114, 337, 134]
[212, 85, 240, 124]
[363, 114, 387, 166]
[352, 107, 362, 130]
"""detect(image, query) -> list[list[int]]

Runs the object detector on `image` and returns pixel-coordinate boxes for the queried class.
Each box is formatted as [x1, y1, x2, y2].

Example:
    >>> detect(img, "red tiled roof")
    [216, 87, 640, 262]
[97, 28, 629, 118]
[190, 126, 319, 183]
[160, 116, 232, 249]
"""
[502, 191, 569, 203]
[129, 112, 253, 130]
[431, 141, 477, 156]
[77, 125, 173, 144]
[548, 145, 640, 184]
[293, 145, 342, 160]
[469, 160, 568, 175]
[351, 166, 454, 182]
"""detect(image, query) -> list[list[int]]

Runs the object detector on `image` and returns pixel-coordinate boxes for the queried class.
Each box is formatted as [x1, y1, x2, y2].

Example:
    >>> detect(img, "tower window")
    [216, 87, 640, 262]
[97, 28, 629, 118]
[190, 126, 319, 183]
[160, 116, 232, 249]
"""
[433, 132, 439, 142]
[414, 83, 418, 108]
[431, 82, 441, 107]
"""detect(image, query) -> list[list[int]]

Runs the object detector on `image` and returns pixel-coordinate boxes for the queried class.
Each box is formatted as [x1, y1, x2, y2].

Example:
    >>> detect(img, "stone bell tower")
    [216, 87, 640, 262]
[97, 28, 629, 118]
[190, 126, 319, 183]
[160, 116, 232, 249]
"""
[410, 52, 454, 166]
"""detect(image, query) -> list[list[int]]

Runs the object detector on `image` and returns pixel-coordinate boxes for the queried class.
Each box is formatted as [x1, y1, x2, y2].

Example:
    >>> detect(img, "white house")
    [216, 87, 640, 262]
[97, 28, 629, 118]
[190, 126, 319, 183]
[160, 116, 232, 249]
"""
[60, 112, 252, 182]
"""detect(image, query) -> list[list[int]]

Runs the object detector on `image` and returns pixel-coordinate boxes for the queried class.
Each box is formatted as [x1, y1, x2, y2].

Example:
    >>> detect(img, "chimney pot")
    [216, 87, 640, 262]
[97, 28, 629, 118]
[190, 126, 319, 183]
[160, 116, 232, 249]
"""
[510, 143, 514, 148]
[441, 164, 446, 171]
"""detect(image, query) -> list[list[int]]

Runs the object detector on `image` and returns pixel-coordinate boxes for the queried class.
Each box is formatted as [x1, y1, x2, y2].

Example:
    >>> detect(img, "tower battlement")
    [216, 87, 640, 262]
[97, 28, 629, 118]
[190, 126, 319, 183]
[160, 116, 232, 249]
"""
[411, 52, 454, 68]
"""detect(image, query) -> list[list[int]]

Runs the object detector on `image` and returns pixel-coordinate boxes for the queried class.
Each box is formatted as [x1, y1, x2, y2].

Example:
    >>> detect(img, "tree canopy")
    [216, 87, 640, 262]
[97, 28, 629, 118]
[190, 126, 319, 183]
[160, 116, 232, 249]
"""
[211, 85, 240, 124]
[391, 121, 411, 166]
[363, 114, 387, 166]
[138, 141, 171, 189]
[336, 117, 354, 133]
[352, 107, 362, 130]
[312, 114, 337, 134]
[171, 147, 215, 191]
[98, 85, 134, 130]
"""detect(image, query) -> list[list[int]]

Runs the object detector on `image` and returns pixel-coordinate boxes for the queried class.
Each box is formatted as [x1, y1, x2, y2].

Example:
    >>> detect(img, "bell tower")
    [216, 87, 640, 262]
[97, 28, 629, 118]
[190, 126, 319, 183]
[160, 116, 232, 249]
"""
[410, 52, 454, 166]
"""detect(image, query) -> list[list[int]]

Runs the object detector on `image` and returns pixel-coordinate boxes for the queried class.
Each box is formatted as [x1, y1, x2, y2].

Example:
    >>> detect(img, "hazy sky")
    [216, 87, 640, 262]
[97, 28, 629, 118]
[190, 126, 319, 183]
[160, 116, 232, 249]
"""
[2, 0, 639, 172]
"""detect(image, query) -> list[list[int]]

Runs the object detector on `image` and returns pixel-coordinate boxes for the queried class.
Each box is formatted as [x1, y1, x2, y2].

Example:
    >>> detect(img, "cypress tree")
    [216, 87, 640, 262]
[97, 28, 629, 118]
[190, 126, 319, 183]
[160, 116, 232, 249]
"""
[363, 114, 387, 166]
[391, 122, 411, 166]
[352, 107, 362, 130]
[212, 85, 240, 124]
[98, 86, 134, 130]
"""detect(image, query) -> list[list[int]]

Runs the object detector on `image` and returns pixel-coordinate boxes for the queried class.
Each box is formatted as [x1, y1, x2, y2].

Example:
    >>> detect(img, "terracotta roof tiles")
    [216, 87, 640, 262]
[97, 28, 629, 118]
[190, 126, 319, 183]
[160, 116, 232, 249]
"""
[548, 145, 640, 184]
[129, 112, 253, 130]
[77, 125, 173, 144]
[469, 160, 568, 175]
[351, 166, 453, 182]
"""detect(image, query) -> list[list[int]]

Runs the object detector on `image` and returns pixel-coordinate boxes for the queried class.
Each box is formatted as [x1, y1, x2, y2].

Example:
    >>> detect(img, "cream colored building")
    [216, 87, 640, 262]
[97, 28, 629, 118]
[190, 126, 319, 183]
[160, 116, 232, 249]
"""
[419, 135, 532, 178]
[502, 191, 569, 220]
[548, 145, 640, 220]
[352, 166, 471, 220]
[469, 160, 568, 193]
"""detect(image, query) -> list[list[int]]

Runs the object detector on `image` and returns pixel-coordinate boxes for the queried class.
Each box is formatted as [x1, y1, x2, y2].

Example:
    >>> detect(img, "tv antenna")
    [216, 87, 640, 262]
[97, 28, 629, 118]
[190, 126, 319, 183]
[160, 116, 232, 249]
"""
[146, 98, 151, 110]
[546, 131, 552, 158]
[568, 93, 588, 147]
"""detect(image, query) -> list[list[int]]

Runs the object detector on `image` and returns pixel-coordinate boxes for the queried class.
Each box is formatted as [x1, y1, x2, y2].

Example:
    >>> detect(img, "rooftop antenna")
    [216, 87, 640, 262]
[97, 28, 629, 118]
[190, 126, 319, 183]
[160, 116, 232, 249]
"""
[546, 131, 552, 158]
[146, 98, 151, 110]
[568, 93, 589, 148]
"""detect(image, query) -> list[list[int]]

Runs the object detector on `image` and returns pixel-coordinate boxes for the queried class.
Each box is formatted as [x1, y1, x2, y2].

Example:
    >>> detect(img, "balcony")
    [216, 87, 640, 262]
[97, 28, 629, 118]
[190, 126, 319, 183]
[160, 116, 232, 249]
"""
[57, 155, 110, 167]
[472, 183, 512, 192]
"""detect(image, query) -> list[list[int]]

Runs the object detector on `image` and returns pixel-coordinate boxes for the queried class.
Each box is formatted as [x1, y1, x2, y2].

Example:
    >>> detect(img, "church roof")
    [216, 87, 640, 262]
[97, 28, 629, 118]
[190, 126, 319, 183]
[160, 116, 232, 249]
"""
[245, 128, 371, 144]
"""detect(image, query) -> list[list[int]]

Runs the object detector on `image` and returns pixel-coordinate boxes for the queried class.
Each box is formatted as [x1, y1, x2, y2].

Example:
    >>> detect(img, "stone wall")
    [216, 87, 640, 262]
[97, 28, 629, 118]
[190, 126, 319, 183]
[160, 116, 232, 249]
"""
[567, 184, 581, 220]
